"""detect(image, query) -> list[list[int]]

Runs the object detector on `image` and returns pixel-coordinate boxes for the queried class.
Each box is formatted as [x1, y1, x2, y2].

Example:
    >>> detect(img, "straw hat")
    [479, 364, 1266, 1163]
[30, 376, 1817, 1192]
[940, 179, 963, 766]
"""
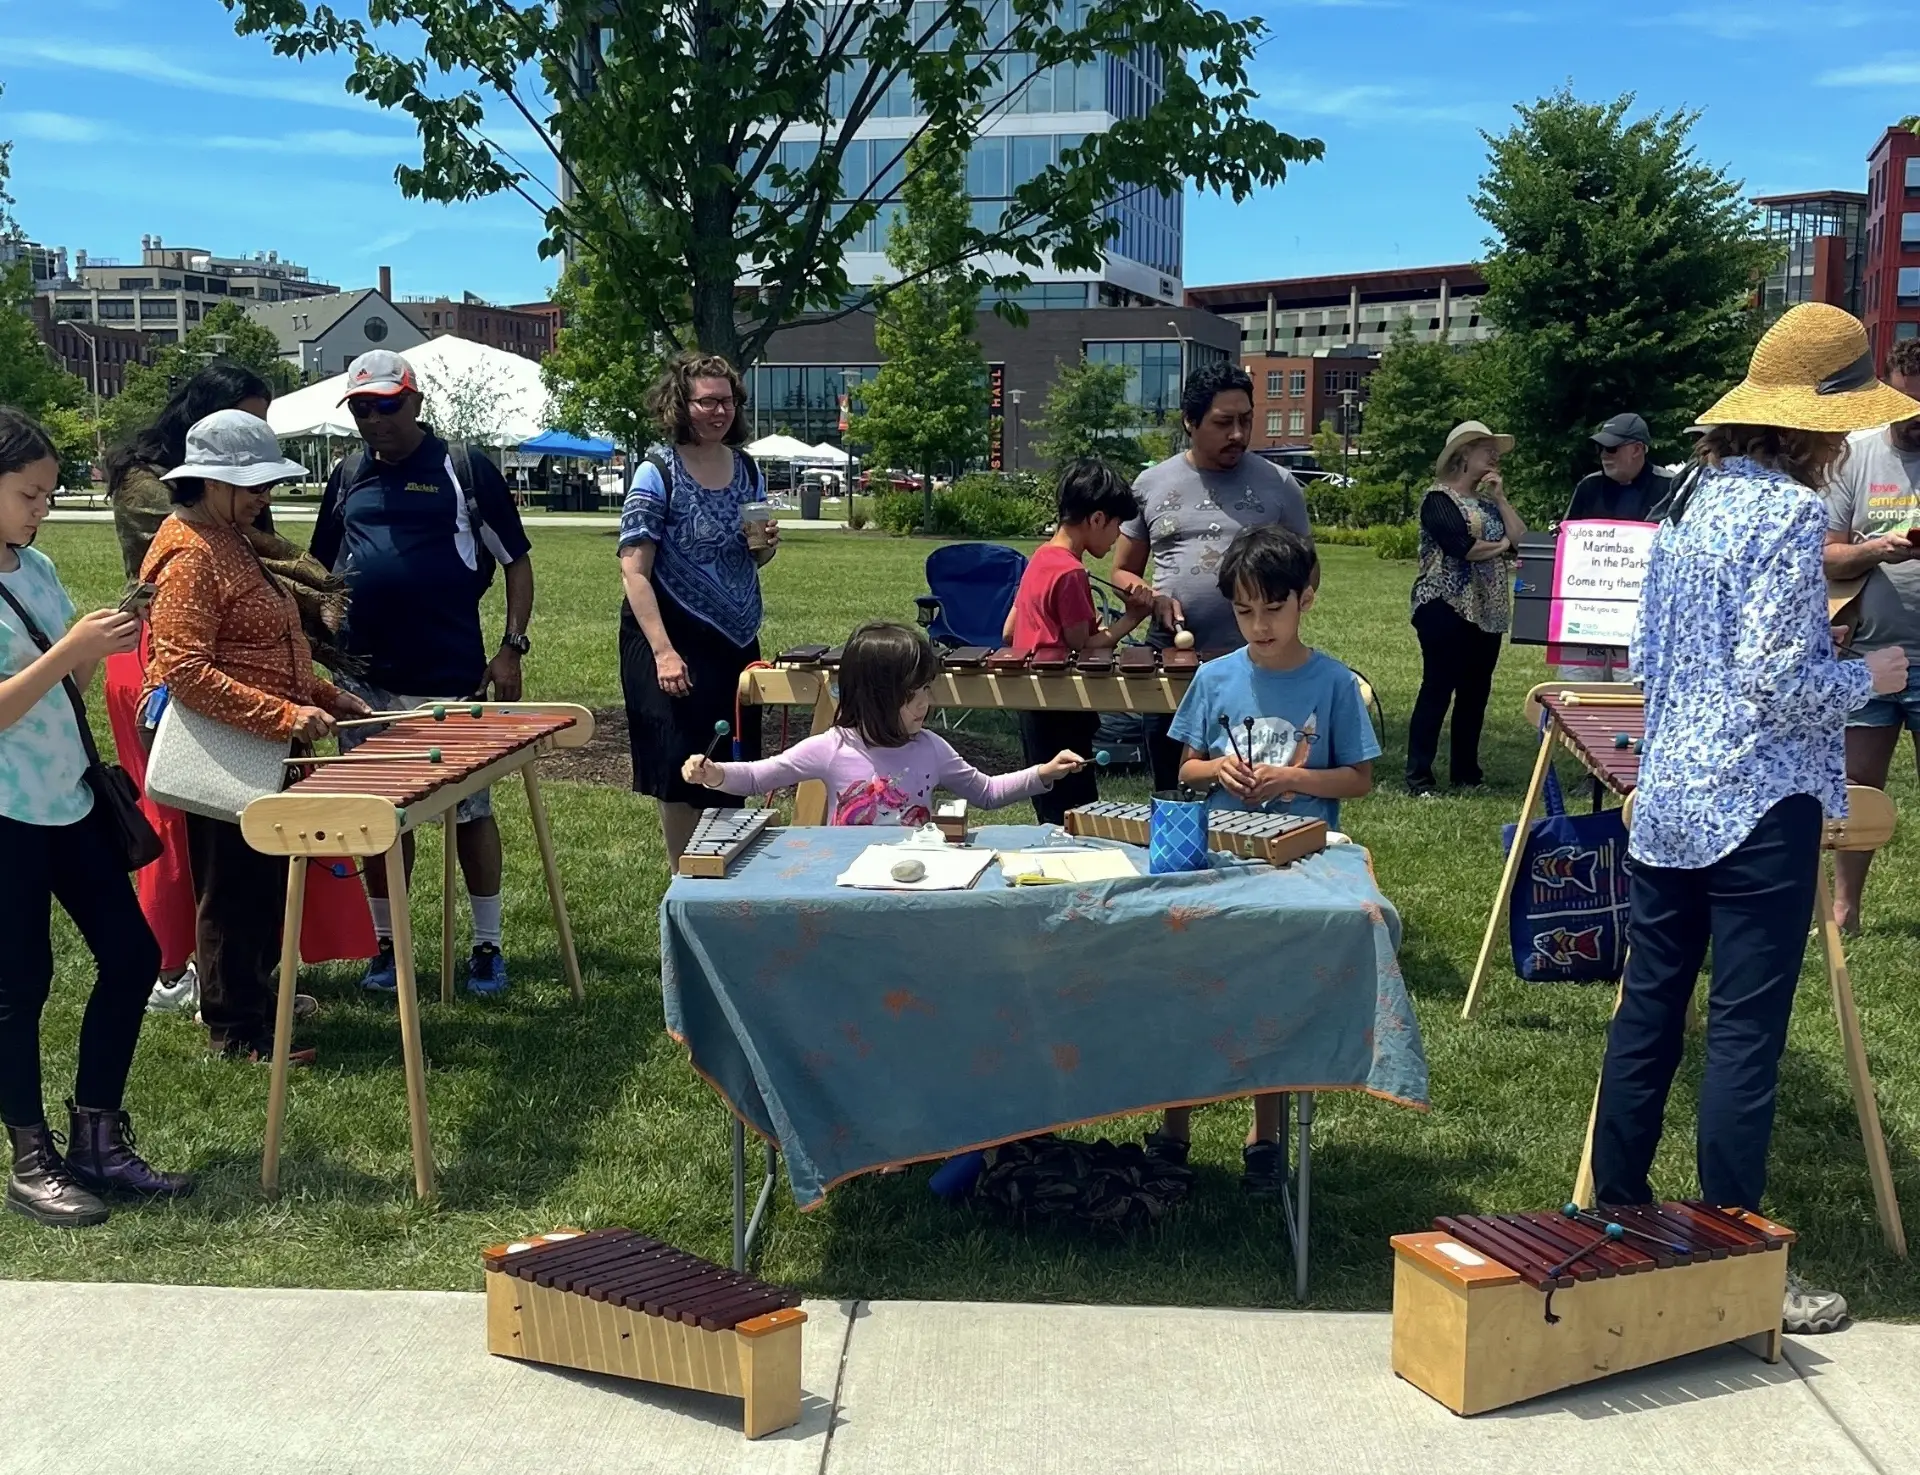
[1698, 303, 1920, 432]
[1434, 420, 1514, 477]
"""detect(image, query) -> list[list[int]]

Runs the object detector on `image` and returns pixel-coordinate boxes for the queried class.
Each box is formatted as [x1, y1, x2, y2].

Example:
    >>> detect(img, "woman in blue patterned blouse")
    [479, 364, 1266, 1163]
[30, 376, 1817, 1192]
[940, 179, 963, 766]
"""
[1592, 304, 1916, 1334]
[618, 353, 779, 866]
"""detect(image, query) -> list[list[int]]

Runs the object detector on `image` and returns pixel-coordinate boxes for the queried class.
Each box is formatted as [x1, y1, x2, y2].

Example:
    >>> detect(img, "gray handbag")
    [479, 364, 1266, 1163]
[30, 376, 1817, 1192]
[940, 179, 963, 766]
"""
[144, 696, 292, 822]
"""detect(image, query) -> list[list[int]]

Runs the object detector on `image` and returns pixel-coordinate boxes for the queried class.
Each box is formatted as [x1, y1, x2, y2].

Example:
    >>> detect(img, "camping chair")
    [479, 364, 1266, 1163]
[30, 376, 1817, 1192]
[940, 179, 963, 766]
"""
[915, 543, 1028, 649]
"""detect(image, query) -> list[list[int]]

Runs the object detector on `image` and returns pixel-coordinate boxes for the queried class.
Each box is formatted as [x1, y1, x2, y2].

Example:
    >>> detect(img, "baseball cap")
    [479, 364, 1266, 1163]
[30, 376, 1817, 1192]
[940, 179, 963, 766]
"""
[337, 349, 419, 404]
[1592, 413, 1651, 448]
[161, 410, 310, 488]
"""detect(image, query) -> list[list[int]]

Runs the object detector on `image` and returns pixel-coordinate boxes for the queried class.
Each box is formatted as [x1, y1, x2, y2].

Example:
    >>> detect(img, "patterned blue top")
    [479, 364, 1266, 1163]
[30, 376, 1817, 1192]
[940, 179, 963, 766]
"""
[1630, 457, 1873, 870]
[617, 447, 765, 648]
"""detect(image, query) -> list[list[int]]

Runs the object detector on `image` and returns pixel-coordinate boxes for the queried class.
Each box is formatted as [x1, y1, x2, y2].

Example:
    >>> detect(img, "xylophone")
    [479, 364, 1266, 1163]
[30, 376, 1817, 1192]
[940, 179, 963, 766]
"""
[1391, 1201, 1793, 1415]
[1064, 801, 1329, 869]
[483, 1227, 807, 1439]
[240, 702, 594, 1199]
[1535, 689, 1645, 798]
[677, 807, 778, 878]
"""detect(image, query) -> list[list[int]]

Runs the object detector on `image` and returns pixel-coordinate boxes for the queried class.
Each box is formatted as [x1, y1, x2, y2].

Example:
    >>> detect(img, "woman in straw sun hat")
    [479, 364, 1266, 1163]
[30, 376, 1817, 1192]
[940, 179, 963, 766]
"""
[1404, 419, 1526, 796]
[1591, 303, 1918, 1335]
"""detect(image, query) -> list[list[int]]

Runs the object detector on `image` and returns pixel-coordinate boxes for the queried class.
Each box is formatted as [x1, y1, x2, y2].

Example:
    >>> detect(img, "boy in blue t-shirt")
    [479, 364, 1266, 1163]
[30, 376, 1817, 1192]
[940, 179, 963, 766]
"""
[1155, 524, 1381, 1194]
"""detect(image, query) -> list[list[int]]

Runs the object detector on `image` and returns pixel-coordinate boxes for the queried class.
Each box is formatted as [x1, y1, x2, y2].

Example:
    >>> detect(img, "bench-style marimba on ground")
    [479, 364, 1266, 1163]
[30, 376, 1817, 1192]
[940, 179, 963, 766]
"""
[1064, 801, 1329, 868]
[1392, 1201, 1793, 1415]
[483, 1228, 806, 1439]
[1465, 683, 1907, 1257]
[746, 644, 1215, 825]
[240, 702, 594, 1199]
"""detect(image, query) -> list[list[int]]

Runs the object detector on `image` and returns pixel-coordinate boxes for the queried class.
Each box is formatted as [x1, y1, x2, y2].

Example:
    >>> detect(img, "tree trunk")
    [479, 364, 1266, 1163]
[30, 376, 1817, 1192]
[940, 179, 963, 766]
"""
[686, 0, 744, 369]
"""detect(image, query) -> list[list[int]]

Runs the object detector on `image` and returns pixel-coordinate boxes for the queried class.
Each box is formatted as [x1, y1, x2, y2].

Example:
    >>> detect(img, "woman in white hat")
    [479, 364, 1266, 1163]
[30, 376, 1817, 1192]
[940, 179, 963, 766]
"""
[141, 411, 372, 1064]
[1405, 420, 1526, 796]
[1591, 303, 1916, 1334]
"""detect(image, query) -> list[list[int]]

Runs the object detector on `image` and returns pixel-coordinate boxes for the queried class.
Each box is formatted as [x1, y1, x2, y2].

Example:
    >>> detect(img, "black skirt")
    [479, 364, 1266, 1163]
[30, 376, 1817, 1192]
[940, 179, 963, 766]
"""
[620, 591, 763, 807]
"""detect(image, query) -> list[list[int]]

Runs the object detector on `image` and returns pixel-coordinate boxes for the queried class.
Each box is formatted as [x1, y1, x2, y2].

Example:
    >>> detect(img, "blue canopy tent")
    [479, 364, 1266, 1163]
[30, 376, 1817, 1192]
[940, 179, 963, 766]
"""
[519, 430, 615, 461]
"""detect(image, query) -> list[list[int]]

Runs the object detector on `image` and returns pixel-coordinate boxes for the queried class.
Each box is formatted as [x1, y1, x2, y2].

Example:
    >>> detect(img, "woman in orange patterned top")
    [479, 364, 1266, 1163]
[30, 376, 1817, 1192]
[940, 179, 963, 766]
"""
[142, 412, 372, 1062]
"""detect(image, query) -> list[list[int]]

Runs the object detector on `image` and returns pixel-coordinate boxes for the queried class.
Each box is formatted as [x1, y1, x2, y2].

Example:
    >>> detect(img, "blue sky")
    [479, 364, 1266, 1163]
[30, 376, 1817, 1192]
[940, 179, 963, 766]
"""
[2, 0, 1917, 303]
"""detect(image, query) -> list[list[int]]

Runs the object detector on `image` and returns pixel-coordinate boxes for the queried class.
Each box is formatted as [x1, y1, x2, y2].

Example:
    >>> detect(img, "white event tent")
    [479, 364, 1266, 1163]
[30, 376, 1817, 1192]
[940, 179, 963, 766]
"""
[266, 335, 554, 447]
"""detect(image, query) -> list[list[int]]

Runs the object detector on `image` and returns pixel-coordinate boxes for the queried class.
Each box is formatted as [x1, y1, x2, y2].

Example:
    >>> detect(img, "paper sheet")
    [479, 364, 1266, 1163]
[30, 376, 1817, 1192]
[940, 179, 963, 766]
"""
[996, 848, 1141, 883]
[835, 843, 995, 891]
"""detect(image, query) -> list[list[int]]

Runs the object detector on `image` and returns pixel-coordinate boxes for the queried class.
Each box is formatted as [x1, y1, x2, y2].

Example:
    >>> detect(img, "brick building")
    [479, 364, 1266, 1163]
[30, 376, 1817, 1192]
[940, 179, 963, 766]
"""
[1863, 126, 1920, 364]
[398, 293, 555, 362]
[34, 234, 337, 346]
[28, 298, 152, 400]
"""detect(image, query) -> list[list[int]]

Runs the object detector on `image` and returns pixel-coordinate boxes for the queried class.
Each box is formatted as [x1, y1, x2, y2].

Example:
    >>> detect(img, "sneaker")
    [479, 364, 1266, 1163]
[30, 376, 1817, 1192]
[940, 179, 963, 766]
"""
[215, 1033, 316, 1068]
[1241, 1140, 1288, 1198]
[1783, 1271, 1849, 1334]
[1142, 1130, 1190, 1168]
[467, 943, 508, 997]
[146, 962, 199, 1015]
[361, 940, 398, 993]
[1405, 776, 1437, 799]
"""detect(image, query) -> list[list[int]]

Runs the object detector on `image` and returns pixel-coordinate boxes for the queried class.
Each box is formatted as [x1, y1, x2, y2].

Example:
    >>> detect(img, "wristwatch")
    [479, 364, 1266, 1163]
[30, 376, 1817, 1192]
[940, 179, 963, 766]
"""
[501, 631, 531, 655]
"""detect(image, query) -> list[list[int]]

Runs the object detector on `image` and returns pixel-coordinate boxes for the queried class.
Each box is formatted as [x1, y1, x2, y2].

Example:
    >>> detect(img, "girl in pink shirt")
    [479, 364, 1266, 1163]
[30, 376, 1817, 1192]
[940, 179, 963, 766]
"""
[682, 622, 1086, 826]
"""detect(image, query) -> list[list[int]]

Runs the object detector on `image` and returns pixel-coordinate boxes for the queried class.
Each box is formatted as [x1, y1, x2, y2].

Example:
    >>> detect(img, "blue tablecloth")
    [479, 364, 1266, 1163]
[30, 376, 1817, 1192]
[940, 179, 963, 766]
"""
[661, 825, 1428, 1207]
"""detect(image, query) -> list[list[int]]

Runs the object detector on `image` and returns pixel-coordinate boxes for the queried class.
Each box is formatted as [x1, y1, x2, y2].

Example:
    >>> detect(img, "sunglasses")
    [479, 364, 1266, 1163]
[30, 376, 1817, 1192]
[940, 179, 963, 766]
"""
[348, 396, 409, 418]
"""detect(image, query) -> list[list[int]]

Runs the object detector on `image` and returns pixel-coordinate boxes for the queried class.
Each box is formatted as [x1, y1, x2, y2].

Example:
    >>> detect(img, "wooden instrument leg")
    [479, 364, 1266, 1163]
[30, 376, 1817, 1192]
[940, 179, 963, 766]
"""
[523, 765, 584, 1004]
[791, 681, 838, 828]
[1815, 866, 1907, 1257]
[384, 844, 436, 1200]
[1462, 730, 1557, 1020]
[260, 858, 308, 1194]
[737, 1318, 805, 1439]
[441, 820, 457, 1007]
[1572, 976, 1627, 1209]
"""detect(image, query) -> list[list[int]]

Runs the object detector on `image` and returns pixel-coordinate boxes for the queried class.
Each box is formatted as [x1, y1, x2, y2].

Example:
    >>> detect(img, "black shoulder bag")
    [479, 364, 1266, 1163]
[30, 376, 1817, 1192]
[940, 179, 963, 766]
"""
[0, 581, 163, 870]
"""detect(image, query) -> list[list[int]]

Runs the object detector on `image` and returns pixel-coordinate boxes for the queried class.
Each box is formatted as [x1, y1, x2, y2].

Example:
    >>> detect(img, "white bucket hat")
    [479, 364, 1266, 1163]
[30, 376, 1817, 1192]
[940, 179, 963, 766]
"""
[161, 410, 309, 488]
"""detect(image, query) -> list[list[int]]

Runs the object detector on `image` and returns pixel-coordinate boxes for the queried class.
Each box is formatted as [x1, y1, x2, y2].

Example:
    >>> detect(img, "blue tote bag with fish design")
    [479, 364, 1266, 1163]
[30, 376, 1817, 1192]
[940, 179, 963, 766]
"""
[1500, 754, 1631, 983]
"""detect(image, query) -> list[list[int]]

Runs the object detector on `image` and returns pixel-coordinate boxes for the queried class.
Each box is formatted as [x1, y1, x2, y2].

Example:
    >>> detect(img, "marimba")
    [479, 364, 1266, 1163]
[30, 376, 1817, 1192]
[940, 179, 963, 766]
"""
[677, 807, 777, 878]
[1392, 1202, 1792, 1414]
[750, 645, 1212, 825]
[240, 702, 594, 1199]
[483, 1227, 806, 1438]
[1064, 801, 1329, 869]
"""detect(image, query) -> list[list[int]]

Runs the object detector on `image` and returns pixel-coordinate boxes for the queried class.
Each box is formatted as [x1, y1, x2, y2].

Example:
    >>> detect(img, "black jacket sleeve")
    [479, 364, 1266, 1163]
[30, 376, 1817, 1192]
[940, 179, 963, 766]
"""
[310, 461, 345, 571]
[1564, 474, 1600, 524]
[1419, 489, 1476, 561]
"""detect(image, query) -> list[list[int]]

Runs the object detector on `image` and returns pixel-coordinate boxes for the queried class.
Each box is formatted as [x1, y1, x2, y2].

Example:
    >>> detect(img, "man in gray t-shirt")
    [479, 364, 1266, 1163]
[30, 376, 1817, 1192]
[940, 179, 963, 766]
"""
[1823, 340, 1920, 929]
[1111, 360, 1311, 786]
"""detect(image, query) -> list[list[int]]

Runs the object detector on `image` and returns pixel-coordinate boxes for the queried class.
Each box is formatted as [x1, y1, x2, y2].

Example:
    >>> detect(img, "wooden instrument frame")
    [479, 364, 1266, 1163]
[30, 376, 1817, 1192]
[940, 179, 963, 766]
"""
[740, 664, 1194, 825]
[1391, 1207, 1792, 1415]
[676, 807, 777, 878]
[1465, 685, 1906, 1257]
[242, 702, 595, 1202]
[1064, 802, 1329, 869]
[482, 1229, 806, 1439]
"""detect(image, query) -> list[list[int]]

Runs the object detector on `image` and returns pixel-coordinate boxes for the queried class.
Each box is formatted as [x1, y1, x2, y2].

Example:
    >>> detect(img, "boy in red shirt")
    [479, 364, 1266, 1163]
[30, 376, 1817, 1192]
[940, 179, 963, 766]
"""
[1006, 458, 1153, 822]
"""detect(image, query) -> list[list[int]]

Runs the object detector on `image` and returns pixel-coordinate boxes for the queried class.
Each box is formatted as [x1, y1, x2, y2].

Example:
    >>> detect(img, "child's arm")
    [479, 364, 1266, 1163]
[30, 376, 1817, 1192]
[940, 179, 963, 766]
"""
[929, 735, 1083, 808]
[1062, 582, 1156, 652]
[682, 731, 840, 797]
[1178, 743, 1256, 802]
[1249, 760, 1374, 806]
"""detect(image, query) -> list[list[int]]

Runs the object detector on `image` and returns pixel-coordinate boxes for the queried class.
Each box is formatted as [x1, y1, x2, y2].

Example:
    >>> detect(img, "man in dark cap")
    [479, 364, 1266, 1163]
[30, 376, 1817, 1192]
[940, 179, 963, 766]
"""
[1564, 413, 1672, 525]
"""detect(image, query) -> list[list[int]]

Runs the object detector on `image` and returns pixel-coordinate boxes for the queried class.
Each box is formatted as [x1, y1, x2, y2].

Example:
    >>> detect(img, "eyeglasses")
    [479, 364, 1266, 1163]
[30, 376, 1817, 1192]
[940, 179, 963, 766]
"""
[348, 396, 408, 418]
[690, 396, 736, 413]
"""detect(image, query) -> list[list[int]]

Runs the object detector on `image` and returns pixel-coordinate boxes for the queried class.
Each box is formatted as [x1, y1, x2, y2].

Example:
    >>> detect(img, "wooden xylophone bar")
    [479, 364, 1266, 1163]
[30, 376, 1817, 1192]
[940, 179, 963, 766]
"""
[1537, 692, 1644, 798]
[241, 702, 596, 1202]
[678, 807, 777, 878]
[483, 1228, 807, 1439]
[1064, 801, 1330, 868]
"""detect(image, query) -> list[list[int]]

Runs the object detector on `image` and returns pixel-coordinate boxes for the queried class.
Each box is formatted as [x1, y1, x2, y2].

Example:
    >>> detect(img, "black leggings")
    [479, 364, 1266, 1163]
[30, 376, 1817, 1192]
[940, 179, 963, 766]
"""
[0, 810, 160, 1128]
[1406, 600, 1505, 787]
[1017, 710, 1100, 825]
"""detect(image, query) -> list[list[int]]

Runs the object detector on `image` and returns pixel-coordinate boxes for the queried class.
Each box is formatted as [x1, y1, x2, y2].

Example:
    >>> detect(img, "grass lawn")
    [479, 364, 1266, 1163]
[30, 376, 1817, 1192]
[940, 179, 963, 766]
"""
[9, 523, 1920, 1317]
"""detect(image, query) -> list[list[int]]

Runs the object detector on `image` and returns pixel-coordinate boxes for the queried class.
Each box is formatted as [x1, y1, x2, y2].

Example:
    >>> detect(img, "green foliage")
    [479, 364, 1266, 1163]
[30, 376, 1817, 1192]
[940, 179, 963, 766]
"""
[543, 257, 666, 451]
[1367, 521, 1418, 561]
[1360, 315, 1478, 514]
[1033, 358, 1142, 470]
[1472, 90, 1776, 522]
[847, 134, 989, 512]
[1136, 410, 1184, 466]
[873, 472, 1051, 538]
[222, 0, 1321, 369]
[101, 303, 300, 450]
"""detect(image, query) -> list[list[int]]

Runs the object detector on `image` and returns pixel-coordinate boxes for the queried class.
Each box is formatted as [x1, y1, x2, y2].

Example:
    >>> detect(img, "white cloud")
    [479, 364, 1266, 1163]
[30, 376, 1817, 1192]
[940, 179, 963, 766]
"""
[7, 110, 113, 144]
[203, 129, 415, 160]
[0, 37, 366, 113]
[1649, 5, 1879, 39]
[1265, 83, 1487, 127]
[1818, 55, 1920, 87]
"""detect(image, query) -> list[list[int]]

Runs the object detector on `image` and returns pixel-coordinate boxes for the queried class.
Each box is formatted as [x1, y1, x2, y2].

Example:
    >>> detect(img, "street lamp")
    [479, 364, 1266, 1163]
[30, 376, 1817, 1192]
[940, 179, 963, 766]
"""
[1008, 388, 1023, 471]
[67, 323, 104, 468]
[1165, 318, 1191, 408]
[1337, 386, 1360, 483]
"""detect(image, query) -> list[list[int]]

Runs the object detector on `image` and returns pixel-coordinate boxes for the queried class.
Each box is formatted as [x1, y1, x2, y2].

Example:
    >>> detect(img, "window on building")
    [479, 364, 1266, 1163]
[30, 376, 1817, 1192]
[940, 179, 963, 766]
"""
[97, 300, 134, 320]
[1900, 268, 1920, 306]
[1289, 370, 1306, 397]
[1907, 158, 1920, 194]
[1904, 213, 1920, 248]
[1342, 371, 1359, 391]
[140, 300, 177, 319]
[118, 277, 152, 290]
[1084, 340, 1184, 415]
[1323, 370, 1338, 393]
[364, 315, 390, 343]
[1266, 411, 1282, 437]
[1898, 322, 1920, 341]
[1288, 411, 1306, 436]
[1266, 370, 1283, 397]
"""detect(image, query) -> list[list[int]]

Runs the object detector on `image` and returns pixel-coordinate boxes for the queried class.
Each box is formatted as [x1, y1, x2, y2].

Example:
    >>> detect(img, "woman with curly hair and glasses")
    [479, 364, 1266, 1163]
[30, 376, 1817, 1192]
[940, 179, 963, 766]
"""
[618, 351, 778, 865]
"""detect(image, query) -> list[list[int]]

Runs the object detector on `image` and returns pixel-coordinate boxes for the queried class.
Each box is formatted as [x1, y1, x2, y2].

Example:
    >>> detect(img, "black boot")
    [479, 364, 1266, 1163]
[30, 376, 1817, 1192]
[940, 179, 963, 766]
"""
[65, 1101, 195, 1199]
[5, 1122, 109, 1228]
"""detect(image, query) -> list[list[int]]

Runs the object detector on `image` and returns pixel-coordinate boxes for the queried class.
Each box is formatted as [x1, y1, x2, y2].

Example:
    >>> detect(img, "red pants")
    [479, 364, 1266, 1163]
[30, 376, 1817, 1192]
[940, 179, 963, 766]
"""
[103, 637, 375, 973]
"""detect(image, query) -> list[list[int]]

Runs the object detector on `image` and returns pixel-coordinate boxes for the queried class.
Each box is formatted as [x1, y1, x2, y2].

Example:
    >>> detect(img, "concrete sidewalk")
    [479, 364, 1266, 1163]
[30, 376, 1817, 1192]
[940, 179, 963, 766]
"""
[2, 1280, 1914, 1474]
